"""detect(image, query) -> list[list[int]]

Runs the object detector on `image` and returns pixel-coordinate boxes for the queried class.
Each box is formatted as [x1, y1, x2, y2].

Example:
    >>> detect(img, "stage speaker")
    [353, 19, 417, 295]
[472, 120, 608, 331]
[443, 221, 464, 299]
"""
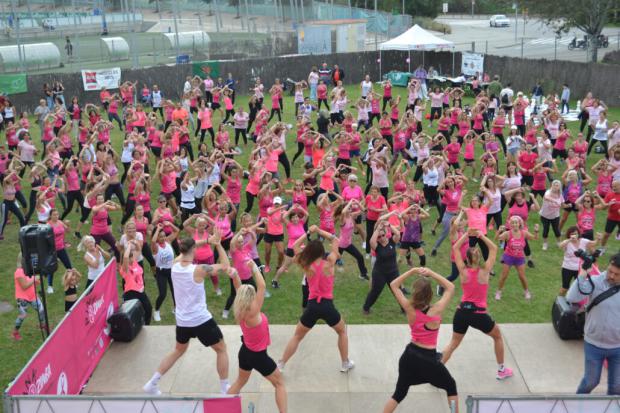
[551, 296, 585, 340]
[19, 225, 58, 276]
[108, 299, 144, 342]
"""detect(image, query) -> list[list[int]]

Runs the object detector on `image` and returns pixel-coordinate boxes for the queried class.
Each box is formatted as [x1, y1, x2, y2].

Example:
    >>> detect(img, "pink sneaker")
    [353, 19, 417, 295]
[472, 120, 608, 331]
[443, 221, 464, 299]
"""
[495, 290, 502, 301]
[264, 266, 271, 273]
[497, 367, 514, 380]
[12, 330, 22, 341]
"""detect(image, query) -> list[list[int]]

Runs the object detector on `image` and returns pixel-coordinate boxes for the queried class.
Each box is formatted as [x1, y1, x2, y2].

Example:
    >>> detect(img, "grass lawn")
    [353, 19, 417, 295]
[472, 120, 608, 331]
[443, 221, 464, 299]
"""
[1, 82, 619, 392]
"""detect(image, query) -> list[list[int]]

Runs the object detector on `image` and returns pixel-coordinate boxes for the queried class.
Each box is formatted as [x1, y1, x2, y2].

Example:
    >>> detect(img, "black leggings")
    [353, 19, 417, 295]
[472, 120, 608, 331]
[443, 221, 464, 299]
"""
[268, 108, 281, 122]
[105, 183, 126, 207]
[155, 268, 175, 311]
[234, 128, 248, 146]
[123, 290, 152, 325]
[339, 244, 368, 277]
[541, 216, 561, 239]
[45, 248, 73, 286]
[391, 343, 458, 403]
[108, 112, 123, 130]
[121, 199, 136, 225]
[93, 232, 120, 261]
[223, 109, 234, 124]
[0, 199, 26, 235]
[586, 139, 608, 156]
[486, 211, 502, 229]
[292, 142, 305, 166]
[200, 127, 215, 146]
[142, 242, 156, 268]
[365, 219, 376, 254]
[62, 190, 86, 220]
[278, 152, 291, 179]
[245, 192, 256, 213]
[468, 235, 489, 261]
[224, 277, 257, 311]
[318, 99, 329, 111]
[25, 189, 39, 223]
[363, 270, 399, 312]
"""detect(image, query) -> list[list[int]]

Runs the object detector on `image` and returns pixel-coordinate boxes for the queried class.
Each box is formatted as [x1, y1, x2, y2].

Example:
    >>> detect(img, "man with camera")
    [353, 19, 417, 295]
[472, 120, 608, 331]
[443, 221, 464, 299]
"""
[567, 252, 620, 395]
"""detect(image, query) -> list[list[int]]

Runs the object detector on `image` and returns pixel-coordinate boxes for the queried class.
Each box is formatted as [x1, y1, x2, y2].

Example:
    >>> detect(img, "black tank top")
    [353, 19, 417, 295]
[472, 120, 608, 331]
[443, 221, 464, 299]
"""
[65, 286, 77, 296]
[373, 239, 398, 276]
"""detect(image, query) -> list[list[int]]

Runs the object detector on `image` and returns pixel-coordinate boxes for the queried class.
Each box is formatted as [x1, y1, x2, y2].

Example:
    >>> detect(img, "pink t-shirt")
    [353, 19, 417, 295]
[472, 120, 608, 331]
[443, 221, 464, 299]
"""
[464, 206, 489, 234]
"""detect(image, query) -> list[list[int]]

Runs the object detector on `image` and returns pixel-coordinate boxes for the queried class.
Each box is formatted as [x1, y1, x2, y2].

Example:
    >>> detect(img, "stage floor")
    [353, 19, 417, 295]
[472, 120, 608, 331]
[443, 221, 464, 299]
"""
[85, 324, 607, 412]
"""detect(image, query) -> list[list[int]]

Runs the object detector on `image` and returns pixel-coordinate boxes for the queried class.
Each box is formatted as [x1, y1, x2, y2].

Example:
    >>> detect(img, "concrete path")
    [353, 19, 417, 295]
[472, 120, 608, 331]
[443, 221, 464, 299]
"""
[85, 324, 607, 412]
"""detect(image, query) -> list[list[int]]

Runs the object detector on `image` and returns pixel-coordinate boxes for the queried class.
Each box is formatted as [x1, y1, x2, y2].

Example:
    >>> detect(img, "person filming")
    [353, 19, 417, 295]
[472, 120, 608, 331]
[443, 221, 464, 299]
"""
[566, 251, 620, 395]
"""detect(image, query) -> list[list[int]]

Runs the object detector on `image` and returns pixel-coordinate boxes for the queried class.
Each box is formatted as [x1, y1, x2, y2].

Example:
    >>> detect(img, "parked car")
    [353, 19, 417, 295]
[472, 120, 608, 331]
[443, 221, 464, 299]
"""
[490, 15, 510, 27]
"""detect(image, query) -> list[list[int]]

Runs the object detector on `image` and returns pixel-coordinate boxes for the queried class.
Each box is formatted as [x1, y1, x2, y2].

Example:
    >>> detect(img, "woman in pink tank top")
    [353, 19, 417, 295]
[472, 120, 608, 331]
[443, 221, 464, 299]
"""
[441, 232, 515, 382]
[90, 194, 121, 261]
[272, 206, 308, 287]
[333, 200, 368, 280]
[278, 225, 354, 374]
[383, 267, 457, 413]
[227, 261, 287, 412]
[496, 216, 539, 300]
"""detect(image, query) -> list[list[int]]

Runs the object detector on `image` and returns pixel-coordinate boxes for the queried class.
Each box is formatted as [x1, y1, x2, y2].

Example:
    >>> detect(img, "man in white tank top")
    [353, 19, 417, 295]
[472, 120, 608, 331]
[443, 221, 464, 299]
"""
[143, 234, 240, 395]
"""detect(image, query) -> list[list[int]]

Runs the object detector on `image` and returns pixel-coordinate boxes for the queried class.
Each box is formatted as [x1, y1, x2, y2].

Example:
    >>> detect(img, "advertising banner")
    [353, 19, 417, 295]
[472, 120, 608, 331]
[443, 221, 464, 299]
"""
[193, 60, 220, 78]
[0, 74, 28, 94]
[81, 68, 121, 91]
[461, 52, 484, 76]
[7, 261, 118, 395]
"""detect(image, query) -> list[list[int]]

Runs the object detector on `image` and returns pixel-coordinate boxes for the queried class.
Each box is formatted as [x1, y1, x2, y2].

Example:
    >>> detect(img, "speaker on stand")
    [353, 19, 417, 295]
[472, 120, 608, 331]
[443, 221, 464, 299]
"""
[19, 225, 58, 338]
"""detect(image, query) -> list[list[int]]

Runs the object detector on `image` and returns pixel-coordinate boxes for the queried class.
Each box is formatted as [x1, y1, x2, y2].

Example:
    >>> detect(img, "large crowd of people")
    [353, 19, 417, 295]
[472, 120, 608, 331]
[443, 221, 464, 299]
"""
[4, 62, 620, 412]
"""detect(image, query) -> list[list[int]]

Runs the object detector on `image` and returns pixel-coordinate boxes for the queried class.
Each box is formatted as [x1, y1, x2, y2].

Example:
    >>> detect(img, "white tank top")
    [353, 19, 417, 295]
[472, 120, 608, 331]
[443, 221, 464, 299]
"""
[37, 202, 52, 223]
[86, 251, 105, 281]
[180, 183, 196, 208]
[361, 80, 372, 97]
[154, 242, 174, 269]
[172, 262, 212, 327]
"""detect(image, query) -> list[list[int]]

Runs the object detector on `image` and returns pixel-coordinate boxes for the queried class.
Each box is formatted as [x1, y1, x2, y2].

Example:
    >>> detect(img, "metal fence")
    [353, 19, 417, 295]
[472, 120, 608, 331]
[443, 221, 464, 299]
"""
[466, 394, 620, 413]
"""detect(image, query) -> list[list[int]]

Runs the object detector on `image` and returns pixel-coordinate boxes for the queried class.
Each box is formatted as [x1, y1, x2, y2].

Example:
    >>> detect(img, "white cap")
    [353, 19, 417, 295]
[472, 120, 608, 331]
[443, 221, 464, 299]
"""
[273, 196, 282, 205]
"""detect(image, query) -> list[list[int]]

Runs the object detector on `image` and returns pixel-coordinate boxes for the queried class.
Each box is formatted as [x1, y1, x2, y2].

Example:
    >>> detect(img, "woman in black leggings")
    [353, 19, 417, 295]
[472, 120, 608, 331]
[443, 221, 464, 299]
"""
[363, 217, 401, 314]
[0, 172, 26, 239]
[540, 180, 565, 250]
[151, 224, 178, 322]
[384, 267, 458, 413]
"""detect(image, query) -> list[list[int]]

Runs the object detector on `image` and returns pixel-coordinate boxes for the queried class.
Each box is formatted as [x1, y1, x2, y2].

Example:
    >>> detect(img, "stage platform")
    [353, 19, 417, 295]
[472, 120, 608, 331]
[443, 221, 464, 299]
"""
[85, 323, 608, 412]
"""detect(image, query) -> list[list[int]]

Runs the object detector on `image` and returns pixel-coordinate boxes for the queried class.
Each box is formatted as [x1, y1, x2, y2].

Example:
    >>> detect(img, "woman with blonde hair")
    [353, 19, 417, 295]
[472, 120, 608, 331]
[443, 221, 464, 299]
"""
[227, 261, 287, 412]
[78, 235, 111, 289]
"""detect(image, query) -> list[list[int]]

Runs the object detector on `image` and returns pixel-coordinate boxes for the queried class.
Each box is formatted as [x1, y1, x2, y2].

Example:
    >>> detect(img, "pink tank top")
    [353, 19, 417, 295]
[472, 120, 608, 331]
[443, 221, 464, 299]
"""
[307, 260, 334, 302]
[287, 222, 305, 249]
[505, 231, 526, 258]
[231, 245, 252, 280]
[319, 206, 335, 234]
[461, 268, 488, 310]
[90, 208, 109, 235]
[338, 218, 355, 248]
[292, 191, 308, 210]
[410, 309, 441, 347]
[193, 230, 214, 262]
[577, 208, 595, 232]
[241, 312, 271, 352]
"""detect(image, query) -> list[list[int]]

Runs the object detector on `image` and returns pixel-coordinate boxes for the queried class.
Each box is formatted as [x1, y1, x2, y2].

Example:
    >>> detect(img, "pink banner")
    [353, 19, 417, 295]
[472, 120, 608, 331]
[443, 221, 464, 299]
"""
[203, 397, 242, 413]
[7, 261, 118, 395]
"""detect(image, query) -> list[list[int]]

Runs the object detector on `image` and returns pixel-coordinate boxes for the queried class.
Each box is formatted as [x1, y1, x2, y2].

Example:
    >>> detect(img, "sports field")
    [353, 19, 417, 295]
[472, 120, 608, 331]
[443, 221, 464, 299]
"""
[0, 83, 618, 392]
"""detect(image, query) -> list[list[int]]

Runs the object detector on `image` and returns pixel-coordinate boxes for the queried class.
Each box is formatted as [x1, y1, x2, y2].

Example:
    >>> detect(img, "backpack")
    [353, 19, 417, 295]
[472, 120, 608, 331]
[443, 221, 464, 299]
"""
[501, 93, 510, 105]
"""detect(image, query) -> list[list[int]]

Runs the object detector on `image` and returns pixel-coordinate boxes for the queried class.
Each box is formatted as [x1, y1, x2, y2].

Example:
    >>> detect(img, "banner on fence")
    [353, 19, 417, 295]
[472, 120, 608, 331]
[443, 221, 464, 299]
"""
[0, 74, 28, 94]
[81, 68, 121, 91]
[461, 52, 484, 76]
[193, 60, 220, 78]
[298, 25, 332, 55]
[6, 261, 118, 396]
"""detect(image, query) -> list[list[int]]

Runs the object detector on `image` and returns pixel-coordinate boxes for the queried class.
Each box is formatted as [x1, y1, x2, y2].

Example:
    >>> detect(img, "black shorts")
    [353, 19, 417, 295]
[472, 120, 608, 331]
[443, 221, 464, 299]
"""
[211, 102, 221, 109]
[400, 241, 423, 250]
[452, 308, 495, 335]
[176, 318, 223, 347]
[563, 203, 578, 212]
[561, 268, 579, 290]
[238, 343, 277, 377]
[448, 162, 460, 170]
[552, 148, 567, 159]
[355, 215, 362, 225]
[522, 175, 534, 187]
[502, 104, 513, 112]
[605, 219, 620, 234]
[151, 146, 162, 157]
[300, 299, 341, 328]
[285, 247, 295, 257]
[264, 233, 284, 243]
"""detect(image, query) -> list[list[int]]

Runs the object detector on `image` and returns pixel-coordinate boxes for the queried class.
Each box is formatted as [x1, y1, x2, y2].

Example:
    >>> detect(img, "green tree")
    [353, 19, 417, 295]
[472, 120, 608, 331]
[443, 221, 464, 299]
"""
[404, 0, 441, 18]
[522, 0, 615, 62]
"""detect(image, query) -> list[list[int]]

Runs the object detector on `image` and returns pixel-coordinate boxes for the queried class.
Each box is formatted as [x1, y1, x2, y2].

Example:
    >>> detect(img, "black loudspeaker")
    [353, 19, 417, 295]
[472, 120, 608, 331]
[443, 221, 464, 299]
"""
[551, 296, 585, 340]
[107, 299, 145, 342]
[19, 225, 58, 276]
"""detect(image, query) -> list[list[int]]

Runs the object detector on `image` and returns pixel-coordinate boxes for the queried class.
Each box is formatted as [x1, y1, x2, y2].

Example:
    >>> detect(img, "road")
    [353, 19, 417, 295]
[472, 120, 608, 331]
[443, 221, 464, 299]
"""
[436, 16, 620, 63]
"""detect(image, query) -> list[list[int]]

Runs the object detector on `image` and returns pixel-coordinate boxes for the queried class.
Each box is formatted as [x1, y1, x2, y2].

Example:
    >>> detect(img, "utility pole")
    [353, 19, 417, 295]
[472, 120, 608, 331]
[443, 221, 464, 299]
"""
[10, 0, 24, 72]
[514, 3, 518, 42]
[173, 0, 180, 57]
[374, 0, 378, 50]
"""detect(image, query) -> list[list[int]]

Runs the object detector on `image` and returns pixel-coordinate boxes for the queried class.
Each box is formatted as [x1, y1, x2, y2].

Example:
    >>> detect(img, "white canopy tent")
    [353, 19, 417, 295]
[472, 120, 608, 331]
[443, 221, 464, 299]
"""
[379, 24, 455, 77]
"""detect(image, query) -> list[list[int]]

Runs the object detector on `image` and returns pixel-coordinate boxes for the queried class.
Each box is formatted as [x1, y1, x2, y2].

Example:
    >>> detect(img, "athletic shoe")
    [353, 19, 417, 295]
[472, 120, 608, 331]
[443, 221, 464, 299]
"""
[264, 265, 271, 273]
[277, 360, 285, 372]
[431, 249, 437, 257]
[143, 381, 162, 395]
[472, 178, 478, 183]
[359, 274, 369, 281]
[362, 241, 366, 249]
[222, 310, 229, 319]
[431, 229, 436, 236]
[340, 359, 355, 372]
[496, 367, 514, 380]
[264, 290, 272, 298]
[74, 232, 82, 239]
[12, 330, 22, 341]
[495, 290, 502, 301]
[46, 286, 54, 294]
[271, 280, 280, 289]
[524, 290, 532, 300]
[490, 270, 496, 277]
[527, 260, 535, 268]
[542, 242, 548, 251]
[215, 288, 223, 296]
[365, 254, 370, 260]
[153, 311, 161, 322]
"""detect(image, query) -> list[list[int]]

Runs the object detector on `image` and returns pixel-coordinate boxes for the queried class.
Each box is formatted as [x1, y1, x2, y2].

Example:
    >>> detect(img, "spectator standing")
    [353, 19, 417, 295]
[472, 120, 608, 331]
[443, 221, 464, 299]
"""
[318, 63, 331, 85]
[413, 65, 428, 100]
[331, 64, 345, 86]
[561, 84, 571, 114]
[65, 37, 73, 61]
[308, 66, 319, 101]
[567, 253, 620, 395]
[531, 82, 544, 114]
[225, 73, 236, 104]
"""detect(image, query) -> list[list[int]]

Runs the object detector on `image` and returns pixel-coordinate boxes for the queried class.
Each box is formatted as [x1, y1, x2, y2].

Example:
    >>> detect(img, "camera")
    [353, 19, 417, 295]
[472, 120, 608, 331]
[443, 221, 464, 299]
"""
[573, 248, 602, 271]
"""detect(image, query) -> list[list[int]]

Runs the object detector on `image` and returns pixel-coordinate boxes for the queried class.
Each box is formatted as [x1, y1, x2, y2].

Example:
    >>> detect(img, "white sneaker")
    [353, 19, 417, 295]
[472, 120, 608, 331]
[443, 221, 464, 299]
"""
[340, 359, 355, 372]
[524, 290, 532, 300]
[277, 360, 285, 372]
[215, 288, 223, 296]
[46, 286, 54, 294]
[542, 242, 548, 251]
[153, 311, 161, 322]
[616, 233, 620, 241]
[143, 381, 161, 395]
[222, 310, 229, 319]
[365, 254, 370, 260]
[362, 241, 366, 249]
